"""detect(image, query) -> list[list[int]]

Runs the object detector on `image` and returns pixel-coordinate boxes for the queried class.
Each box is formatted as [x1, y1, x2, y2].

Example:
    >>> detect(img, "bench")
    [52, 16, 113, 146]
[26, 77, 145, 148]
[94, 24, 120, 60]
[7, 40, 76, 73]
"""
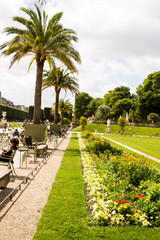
[37, 144, 48, 157]
[0, 169, 12, 188]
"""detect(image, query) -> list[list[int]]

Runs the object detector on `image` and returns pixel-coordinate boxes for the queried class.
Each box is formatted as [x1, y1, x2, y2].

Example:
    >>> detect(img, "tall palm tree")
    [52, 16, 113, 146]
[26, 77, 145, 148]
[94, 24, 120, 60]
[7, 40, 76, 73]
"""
[42, 66, 79, 124]
[0, 4, 81, 124]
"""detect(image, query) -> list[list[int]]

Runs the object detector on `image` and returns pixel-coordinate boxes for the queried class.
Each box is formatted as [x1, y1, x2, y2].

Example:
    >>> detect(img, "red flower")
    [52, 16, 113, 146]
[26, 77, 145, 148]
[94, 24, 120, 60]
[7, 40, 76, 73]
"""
[98, 161, 100, 163]
[120, 200, 126, 204]
[111, 182, 113, 185]
[138, 195, 144, 199]
[114, 200, 119, 203]
[133, 195, 138, 198]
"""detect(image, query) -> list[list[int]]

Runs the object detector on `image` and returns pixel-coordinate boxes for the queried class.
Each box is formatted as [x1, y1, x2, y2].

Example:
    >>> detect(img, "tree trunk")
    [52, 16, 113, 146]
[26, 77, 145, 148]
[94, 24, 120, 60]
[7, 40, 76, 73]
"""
[54, 89, 60, 124]
[61, 112, 64, 125]
[33, 61, 44, 124]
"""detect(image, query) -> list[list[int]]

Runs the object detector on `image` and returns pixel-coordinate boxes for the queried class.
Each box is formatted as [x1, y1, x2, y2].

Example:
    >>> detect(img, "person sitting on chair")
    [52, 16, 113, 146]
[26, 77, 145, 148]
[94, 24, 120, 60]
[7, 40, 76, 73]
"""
[13, 129, 19, 138]
[0, 138, 19, 163]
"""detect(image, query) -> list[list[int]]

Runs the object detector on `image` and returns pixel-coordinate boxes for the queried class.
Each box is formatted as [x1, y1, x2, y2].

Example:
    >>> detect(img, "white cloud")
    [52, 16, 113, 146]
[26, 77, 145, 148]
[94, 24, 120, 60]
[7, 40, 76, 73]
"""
[0, 0, 160, 109]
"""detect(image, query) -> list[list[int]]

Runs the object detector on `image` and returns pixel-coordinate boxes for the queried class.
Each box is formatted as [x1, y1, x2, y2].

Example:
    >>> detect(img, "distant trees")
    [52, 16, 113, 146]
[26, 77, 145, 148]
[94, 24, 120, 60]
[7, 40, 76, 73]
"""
[74, 92, 93, 121]
[136, 72, 160, 120]
[103, 86, 133, 120]
[85, 98, 103, 117]
[147, 113, 159, 123]
[95, 105, 110, 122]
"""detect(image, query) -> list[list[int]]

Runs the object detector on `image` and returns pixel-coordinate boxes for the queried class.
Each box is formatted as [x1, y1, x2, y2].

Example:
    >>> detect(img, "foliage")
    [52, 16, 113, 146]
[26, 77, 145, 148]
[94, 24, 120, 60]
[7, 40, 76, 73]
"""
[58, 99, 73, 124]
[103, 86, 134, 120]
[44, 107, 54, 122]
[80, 134, 160, 227]
[110, 98, 132, 119]
[80, 116, 87, 127]
[147, 113, 159, 123]
[136, 71, 160, 120]
[95, 105, 110, 121]
[82, 132, 122, 157]
[74, 92, 93, 120]
[28, 105, 44, 122]
[85, 98, 103, 117]
[0, 103, 28, 121]
[43, 67, 78, 124]
[33, 133, 160, 239]
[63, 117, 71, 125]
[0, 4, 81, 124]
[118, 117, 126, 130]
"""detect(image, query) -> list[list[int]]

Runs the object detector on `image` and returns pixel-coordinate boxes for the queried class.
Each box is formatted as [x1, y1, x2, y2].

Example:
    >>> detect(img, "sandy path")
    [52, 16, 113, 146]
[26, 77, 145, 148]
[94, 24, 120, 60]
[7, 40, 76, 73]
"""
[0, 133, 72, 240]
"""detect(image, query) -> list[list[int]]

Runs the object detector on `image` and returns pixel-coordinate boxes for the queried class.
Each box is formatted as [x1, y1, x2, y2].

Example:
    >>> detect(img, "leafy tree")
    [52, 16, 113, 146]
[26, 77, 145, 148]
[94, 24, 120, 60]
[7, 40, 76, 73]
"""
[147, 113, 160, 123]
[110, 98, 133, 120]
[85, 98, 103, 117]
[95, 105, 110, 121]
[103, 86, 133, 120]
[74, 92, 93, 121]
[104, 86, 132, 106]
[136, 72, 160, 120]
[43, 66, 79, 124]
[0, 4, 81, 124]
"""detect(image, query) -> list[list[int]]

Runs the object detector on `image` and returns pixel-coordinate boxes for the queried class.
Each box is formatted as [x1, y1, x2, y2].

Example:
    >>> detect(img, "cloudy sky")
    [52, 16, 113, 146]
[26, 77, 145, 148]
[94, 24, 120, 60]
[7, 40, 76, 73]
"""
[1, 0, 160, 108]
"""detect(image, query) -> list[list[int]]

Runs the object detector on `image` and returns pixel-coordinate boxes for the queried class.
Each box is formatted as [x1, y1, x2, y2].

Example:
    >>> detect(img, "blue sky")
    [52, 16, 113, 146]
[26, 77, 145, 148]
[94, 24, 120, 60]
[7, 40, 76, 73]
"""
[0, 0, 160, 108]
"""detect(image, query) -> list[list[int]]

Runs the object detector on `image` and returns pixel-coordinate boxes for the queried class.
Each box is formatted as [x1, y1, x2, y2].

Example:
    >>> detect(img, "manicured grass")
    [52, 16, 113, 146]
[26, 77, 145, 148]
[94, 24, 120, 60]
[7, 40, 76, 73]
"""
[100, 135, 160, 171]
[111, 125, 160, 136]
[103, 135, 160, 160]
[72, 123, 160, 136]
[33, 134, 160, 240]
[72, 123, 106, 133]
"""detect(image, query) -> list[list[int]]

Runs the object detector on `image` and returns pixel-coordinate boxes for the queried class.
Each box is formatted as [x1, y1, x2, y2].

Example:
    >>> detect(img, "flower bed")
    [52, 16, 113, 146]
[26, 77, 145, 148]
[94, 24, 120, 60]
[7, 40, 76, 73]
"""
[79, 131, 160, 227]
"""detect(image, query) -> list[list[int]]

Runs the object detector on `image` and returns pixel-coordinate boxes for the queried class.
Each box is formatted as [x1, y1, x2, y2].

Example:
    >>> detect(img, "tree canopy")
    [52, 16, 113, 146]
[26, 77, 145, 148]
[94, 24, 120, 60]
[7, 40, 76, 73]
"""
[136, 71, 160, 119]
[74, 92, 93, 121]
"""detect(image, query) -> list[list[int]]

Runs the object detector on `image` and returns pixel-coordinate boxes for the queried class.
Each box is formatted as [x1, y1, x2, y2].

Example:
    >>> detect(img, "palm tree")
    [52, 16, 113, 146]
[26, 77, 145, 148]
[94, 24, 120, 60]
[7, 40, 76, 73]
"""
[42, 66, 79, 124]
[58, 99, 73, 124]
[0, 4, 81, 124]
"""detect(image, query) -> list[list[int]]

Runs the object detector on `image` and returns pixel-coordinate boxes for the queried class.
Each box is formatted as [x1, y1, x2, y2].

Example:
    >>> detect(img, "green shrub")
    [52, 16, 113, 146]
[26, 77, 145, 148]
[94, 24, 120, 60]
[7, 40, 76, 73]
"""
[80, 116, 87, 127]
[63, 117, 71, 125]
[118, 117, 126, 130]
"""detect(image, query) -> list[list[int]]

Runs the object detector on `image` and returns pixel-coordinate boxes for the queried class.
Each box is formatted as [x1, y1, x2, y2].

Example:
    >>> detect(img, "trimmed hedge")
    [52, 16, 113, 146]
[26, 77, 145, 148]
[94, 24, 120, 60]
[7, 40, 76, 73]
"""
[0, 104, 28, 121]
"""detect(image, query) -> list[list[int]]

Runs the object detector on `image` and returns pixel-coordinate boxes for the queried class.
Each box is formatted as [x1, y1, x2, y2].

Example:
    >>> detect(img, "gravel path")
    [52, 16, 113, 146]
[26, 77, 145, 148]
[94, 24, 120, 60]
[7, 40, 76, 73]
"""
[0, 133, 72, 240]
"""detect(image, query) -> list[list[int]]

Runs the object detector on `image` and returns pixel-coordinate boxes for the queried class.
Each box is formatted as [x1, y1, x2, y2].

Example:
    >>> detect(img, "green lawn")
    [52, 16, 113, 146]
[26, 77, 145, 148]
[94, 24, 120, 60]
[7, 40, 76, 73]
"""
[103, 135, 160, 160]
[101, 135, 160, 171]
[72, 123, 160, 136]
[33, 133, 160, 240]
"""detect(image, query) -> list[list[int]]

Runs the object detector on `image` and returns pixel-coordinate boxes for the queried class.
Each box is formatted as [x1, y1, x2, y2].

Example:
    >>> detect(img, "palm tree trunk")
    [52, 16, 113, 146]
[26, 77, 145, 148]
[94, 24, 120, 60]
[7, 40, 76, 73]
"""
[61, 112, 64, 125]
[54, 89, 60, 124]
[33, 61, 44, 124]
